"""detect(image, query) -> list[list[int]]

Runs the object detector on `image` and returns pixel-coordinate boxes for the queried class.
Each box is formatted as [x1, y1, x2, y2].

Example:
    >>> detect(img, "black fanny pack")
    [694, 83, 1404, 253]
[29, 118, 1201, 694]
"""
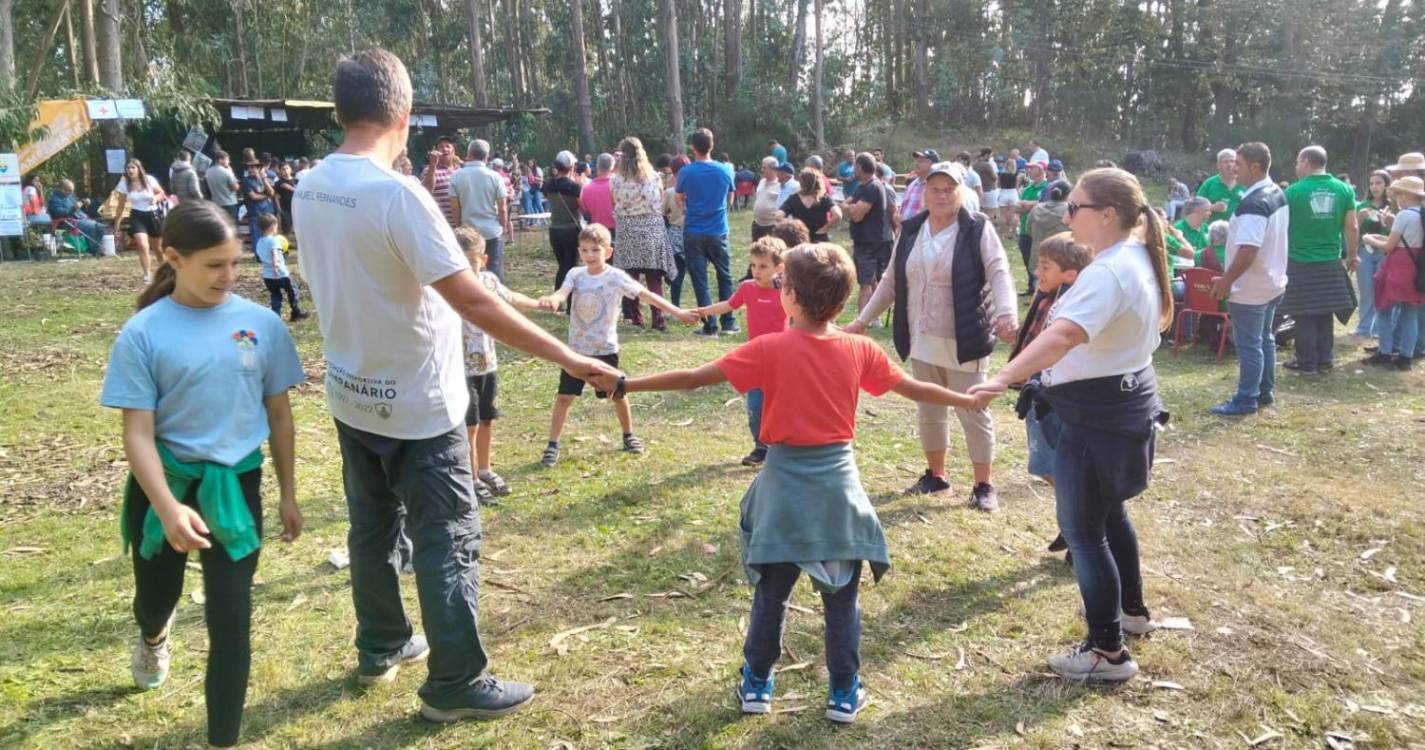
[1044, 366, 1169, 438]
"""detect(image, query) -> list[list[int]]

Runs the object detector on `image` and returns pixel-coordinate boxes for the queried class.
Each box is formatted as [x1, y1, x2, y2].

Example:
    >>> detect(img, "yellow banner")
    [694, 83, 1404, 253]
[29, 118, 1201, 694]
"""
[18, 99, 94, 174]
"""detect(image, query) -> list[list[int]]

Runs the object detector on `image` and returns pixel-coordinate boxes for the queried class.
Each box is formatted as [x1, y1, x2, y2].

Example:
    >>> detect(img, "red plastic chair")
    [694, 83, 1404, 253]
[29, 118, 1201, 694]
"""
[1173, 267, 1232, 360]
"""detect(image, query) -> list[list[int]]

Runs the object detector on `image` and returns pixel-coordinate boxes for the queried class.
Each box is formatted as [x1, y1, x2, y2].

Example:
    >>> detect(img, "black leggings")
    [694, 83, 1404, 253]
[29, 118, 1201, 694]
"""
[127, 470, 262, 748]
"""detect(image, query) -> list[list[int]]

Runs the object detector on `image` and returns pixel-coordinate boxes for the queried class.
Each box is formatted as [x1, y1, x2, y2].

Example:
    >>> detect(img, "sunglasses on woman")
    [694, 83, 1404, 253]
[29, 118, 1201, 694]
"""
[1066, 202, 1106, 218]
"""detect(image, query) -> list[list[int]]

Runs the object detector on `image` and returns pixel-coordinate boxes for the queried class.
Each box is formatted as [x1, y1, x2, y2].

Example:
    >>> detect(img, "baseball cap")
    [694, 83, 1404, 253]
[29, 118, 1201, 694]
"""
[1048, 159, 1064, 173]
[913, 148, 941, 162]
[554, 150, 576, 169]
[776, 161, 795, 174]
[1028, 160, 1048, 171]
[926, 161, 964, 184]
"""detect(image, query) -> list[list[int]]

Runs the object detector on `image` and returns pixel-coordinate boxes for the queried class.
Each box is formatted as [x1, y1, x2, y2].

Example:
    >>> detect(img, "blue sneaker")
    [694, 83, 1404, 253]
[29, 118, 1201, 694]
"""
[825, 676, 868, 724]
[737, 664, 773, 714]
[1208, 397, 1257, 417]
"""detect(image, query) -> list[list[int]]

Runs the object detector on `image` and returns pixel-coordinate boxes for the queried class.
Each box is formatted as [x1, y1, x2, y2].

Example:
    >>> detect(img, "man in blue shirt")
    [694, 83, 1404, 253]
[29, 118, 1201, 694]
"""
[677, 128, 738, 335]
[769, 140, 788, 165]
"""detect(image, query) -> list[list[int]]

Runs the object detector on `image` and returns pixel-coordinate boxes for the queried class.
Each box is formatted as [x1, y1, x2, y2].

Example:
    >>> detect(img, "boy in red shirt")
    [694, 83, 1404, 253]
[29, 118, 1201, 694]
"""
[693, 237, 789, 466]
[622, 243, 976, 724]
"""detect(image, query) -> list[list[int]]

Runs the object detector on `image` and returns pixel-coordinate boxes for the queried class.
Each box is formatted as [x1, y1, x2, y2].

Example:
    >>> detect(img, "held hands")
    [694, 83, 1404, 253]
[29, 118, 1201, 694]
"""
[993, 314, 1018, 343]
[156, 502, 212, 553]
[279, 497, 303, 542]
[536, 295, 561, 312]
[674, 308, 701, 325]
[966, 377, 1009, 411]
[569, 353, 623, 393]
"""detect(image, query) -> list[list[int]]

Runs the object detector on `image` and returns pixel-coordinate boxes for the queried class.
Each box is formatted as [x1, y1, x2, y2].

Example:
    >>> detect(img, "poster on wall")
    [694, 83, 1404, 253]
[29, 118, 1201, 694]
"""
[86, 100, 118, 120]
[0, 153, 19, 184]
[106, 149, 127, 174]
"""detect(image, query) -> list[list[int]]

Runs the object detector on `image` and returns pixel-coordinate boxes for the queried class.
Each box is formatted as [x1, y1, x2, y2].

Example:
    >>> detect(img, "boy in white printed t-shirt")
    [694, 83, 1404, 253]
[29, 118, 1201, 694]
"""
[535, 223, 699, 466]
[452, 227, 542, 503]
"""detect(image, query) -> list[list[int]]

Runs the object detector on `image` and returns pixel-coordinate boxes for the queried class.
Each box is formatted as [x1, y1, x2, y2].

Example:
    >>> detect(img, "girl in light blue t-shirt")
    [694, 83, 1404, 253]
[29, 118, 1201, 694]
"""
[100, 201, 306, 749]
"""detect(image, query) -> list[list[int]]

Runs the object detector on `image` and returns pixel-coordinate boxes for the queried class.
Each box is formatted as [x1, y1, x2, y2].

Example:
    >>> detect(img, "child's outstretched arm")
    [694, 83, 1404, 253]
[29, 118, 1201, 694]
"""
[505, 289, 543, 312]
[624, 362, 727, 392]
[264, 391, 302, 542]
[891, 376, 977, 410]
[536, 286, 572, 312]
[638, 288, 701, 324]
[692, 300, 734, 319]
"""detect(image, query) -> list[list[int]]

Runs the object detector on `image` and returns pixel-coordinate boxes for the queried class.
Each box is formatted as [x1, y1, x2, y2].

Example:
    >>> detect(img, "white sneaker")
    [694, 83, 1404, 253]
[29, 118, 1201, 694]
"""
[1047, 642, 1138, 682]
[1121, 611, 1158, 635]
[142, 274, 151, 284]
[130, 632, 171, 690]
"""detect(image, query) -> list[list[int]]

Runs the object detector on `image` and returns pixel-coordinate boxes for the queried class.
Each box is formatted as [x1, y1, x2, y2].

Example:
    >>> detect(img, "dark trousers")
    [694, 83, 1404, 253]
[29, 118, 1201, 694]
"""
[262, 276, 302, 316]
[1293, 312, 1335, 369]
[335, 420, 490, 706]
[1018, 233, 1035, 291]
[127, 471, 262, 748]
[550, 227, 581, 292]
[1053, 422, 1148, 653]
[743, 562, 862, 691]
[683, 232, 736, 332]
[670, 250, 687, 307]
[484, 236, 506, 282]
[621, 270, 666, 328]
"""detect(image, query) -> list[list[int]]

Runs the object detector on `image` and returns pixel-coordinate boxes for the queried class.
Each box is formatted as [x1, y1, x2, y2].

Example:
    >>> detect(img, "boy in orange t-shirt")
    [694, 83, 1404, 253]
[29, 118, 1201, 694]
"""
[622, 243, 976, 725]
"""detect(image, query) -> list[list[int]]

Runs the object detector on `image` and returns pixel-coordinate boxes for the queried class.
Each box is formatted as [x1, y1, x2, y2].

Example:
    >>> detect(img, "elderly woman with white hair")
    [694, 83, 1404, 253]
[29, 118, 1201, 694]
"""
[750, 157, 782, 241]
[845, 162, 1018, 511]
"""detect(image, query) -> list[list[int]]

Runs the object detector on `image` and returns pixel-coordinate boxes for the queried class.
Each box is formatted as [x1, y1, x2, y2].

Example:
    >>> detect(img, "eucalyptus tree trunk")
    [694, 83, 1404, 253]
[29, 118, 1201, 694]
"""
[465, 0, 489, 106]
[661, 0, 684, 152]
[570, 0, 596, 155]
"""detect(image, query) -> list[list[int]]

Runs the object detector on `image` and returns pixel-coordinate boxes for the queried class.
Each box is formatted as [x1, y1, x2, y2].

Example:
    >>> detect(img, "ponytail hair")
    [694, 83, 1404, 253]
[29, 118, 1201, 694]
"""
[1076, 167, 1174, 332]
[136, 201, 238, 310]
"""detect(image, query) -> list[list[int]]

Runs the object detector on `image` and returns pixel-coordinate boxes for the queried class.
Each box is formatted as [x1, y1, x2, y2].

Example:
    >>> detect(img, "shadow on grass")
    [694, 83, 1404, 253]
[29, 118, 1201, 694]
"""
[113, 675, 353, 749]
[0, 684, 134, 744]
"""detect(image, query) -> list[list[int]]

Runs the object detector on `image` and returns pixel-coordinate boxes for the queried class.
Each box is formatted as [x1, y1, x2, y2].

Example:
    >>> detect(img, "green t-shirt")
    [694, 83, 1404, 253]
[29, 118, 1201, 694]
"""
[1174, 218, 1209, 252]
[1357, 198, 1389, 240]
[1196, 174, 1246, 224]
[1018, 181, 1046, 234]
[1284, 173, 1355, 264]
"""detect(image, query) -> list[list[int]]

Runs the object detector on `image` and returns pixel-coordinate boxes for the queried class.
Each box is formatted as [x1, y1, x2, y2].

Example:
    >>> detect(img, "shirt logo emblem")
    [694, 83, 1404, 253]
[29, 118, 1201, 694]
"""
[232, 329, 259, 370]
[374, 403, 392, 419]
[1120, 373, 1140, 392]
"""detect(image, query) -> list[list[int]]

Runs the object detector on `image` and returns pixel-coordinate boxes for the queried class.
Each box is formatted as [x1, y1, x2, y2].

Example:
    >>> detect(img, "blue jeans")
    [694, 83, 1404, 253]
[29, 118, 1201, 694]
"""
[683, 232, 736, 331]
[1227, 295, 1281, 406]
[1417, 306, 1425, 357]
[1053, 421, 1147, 653]
[1378, 303, 1421, 357]
[484, 236, 505, 282]
[746, 388, 765, 449]
[334, 421, 490, 706]
[1355, 250, 1384, 336]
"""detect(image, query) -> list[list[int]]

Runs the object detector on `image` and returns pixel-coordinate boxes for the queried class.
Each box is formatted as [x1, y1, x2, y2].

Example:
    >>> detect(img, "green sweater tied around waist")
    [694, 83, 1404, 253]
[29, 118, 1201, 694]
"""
[121, 443, 263, 561]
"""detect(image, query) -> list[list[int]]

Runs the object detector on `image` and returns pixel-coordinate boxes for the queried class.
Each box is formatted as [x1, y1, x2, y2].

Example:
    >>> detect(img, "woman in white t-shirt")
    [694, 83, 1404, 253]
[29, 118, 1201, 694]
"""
[112, 160, 167, 283]
[969, 168, 1174, 684]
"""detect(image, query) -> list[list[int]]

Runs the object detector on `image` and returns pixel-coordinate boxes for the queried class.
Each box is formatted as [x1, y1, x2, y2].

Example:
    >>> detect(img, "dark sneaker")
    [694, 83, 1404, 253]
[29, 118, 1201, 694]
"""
[741, 447, 767, 467]
[693, 327, 718, 337]
[1395, 355, 1414, 371]
[622, 434, 645, 454]
[969, 482, 998, 512]
[825, 676, 868, 724]
[1208, 398, 1257, 417]
[1047, 642, 1138, 682]
[737, 664, 774, 714]
[1258, 392, 1275, 407]
[540, 443, 560, 468]
[905, 470, 950, 495]
[289, 310, 309, 322]
[474, 480, 499, 507]
[1282, 359, 1316, 372]
[1364, 352, 1395, 367]
[420, 674, 536, 722]
[1047, 533, 1067, 552]
[357, 634, 430, 685]
[720, 326, 742, 336]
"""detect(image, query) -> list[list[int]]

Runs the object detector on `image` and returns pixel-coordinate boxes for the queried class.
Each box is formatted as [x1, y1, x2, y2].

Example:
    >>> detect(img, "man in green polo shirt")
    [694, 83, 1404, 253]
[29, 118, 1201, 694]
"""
[1280, 145, 1358, 373]
[1174, 197, 1212, 258]
[1013, 161, 1049, 294]
[1197, 148, 1247, 224]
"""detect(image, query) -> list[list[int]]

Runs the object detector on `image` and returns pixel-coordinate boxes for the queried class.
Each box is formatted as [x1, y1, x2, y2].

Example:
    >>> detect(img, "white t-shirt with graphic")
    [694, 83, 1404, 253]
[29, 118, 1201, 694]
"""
[561, 266, 644, 356]
[292, 153, 472, 439]
[462, 271, 513, 376]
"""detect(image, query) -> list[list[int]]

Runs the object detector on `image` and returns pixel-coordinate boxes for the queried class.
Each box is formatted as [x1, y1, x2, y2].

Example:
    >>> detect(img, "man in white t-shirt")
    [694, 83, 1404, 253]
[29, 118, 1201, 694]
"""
[1209, 141, 1290, 417]
[293, 48, 619, 722]
[1028, 139, 1050, 166]
[449, 138, 509, 280]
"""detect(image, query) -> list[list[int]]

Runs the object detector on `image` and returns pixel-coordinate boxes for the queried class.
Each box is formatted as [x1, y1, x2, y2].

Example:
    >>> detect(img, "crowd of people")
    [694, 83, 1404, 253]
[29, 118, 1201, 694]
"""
[83, 42, 1425, 749]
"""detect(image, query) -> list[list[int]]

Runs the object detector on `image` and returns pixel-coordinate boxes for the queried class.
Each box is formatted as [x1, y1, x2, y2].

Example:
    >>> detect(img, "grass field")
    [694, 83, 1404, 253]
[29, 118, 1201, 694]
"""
[2, 210, 1423, 750]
